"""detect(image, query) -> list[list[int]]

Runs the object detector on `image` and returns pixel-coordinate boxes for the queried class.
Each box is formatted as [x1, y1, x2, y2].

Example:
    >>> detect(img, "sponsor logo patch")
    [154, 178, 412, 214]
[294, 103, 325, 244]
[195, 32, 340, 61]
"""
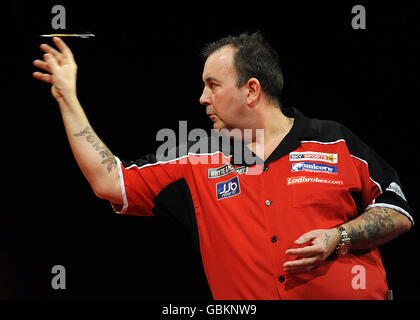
[208, 163, 248, 179]
[386, 182, 407, 201]
[216, 176, 241, 200]
[287, 175, 343, 185]
[289, 151, 338, 164]
[291, 162, 337, 174]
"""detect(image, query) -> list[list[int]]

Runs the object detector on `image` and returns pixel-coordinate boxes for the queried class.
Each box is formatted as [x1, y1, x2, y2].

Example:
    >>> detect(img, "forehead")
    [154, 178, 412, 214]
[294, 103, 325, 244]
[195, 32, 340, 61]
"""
[202, 46, 237, 81]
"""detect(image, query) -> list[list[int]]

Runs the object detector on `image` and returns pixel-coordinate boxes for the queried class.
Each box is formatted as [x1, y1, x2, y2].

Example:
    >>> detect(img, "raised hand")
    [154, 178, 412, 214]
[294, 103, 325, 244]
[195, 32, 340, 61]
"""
[33, 37, 78, 102]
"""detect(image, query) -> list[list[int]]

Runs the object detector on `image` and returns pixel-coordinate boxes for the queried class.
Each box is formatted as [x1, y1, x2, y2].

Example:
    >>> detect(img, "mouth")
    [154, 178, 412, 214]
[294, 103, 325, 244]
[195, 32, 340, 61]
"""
[206, 107, 215, 116]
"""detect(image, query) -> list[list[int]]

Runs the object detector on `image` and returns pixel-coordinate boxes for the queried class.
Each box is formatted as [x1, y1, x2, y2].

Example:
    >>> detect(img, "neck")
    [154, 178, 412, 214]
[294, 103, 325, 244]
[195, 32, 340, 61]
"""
[247, 106, 294, 161]
[262, 106, 293, 142]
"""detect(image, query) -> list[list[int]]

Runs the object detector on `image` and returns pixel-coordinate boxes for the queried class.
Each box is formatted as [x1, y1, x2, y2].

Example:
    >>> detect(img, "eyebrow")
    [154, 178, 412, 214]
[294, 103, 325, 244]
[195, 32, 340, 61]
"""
[205, 76, 219, 83]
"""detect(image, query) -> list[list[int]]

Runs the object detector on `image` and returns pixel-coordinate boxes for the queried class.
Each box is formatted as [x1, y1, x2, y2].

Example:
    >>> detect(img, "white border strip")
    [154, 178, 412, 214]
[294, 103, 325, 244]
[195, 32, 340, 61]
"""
[125, 151, 232, 171]
[300, 139, 345, 145]
[110, 156, 128, 214]
[350, 155, 383, 194]
[111, 152, 232, 214]
[366, 203, 414, 226]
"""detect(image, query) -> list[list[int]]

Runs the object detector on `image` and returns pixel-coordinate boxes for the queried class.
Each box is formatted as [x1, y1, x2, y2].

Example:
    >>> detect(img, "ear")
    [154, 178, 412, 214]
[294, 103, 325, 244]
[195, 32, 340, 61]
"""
[246, 77, 261, 107]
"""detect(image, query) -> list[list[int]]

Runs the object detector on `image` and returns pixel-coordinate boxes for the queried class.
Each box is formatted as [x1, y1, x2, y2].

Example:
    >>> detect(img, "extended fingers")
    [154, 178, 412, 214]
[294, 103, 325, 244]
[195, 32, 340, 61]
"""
[40, 37, 73, 63]
[32, 71, 52, 83]
[44, 53, 59, 73]
[40, 43, 61, 59]
[34, 38, 74, 84]
[53, 37, 74, 58]
[294, 232, 317, 245]
[33, 53, 58, 82]
[33, 58, 51, 73]
[285, 245, 324, 257]
[33, 54, 53, 82]
[284, 256, 319, 269]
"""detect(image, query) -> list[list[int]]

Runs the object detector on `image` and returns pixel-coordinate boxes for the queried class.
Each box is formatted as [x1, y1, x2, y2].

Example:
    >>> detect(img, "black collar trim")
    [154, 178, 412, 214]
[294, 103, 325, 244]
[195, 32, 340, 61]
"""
[230, 108, 320, 166]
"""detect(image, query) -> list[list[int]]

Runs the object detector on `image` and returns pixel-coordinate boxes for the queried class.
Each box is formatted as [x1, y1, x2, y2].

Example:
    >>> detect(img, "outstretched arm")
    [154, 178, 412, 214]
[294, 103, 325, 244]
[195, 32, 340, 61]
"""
[33, 37, 122, 203]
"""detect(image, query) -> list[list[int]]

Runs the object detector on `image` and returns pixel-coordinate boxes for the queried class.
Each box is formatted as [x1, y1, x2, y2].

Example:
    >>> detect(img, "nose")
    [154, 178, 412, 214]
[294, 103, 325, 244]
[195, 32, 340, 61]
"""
[199, 86, 211, 106]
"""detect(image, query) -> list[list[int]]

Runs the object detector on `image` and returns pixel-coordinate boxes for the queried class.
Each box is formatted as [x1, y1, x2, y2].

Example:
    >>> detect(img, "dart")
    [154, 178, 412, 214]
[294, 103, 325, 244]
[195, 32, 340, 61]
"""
[40, 33, 95, 38]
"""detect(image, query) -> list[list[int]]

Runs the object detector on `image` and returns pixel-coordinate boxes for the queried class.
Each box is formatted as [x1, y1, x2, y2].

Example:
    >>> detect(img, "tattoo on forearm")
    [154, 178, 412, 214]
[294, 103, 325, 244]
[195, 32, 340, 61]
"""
[323, 233, 331, 248]
[347, 207, 395, 244]
[74, 126, 117, 173]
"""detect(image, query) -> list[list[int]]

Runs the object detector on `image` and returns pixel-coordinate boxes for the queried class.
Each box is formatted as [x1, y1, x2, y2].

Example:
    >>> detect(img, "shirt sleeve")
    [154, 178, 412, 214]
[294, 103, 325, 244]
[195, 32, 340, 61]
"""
[110, 153, 186, 216]
[342, 124, 414, 226]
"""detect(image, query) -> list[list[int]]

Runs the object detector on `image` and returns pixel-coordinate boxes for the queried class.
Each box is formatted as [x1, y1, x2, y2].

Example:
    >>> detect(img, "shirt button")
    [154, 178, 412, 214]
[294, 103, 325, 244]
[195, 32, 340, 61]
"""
[265, 200, 272, 206]
[271, 236, 277, 243]
[278, 275, 285, 283]
[263, 165, 269, 172]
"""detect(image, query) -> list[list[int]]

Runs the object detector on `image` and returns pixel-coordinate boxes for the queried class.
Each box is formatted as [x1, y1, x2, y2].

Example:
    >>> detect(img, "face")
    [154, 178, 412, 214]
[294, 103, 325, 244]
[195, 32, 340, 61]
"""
[199, 46, 249, 132]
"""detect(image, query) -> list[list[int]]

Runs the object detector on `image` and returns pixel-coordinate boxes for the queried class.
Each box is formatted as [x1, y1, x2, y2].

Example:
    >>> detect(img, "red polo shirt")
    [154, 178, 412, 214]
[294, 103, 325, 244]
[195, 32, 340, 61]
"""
[111, 108, 413, 300]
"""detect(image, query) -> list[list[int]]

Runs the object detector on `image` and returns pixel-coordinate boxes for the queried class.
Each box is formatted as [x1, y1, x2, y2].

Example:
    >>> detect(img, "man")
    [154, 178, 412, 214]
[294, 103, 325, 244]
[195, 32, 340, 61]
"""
[33, 32, 413, 299]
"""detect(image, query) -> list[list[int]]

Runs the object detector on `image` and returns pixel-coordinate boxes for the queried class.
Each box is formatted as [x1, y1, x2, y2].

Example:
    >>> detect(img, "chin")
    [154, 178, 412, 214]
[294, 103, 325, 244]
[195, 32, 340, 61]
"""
[212, 121, 225, 131]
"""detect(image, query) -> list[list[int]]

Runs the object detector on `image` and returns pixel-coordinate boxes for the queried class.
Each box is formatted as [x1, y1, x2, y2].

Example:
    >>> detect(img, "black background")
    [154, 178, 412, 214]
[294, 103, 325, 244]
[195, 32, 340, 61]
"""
[2, 1, 419, 303]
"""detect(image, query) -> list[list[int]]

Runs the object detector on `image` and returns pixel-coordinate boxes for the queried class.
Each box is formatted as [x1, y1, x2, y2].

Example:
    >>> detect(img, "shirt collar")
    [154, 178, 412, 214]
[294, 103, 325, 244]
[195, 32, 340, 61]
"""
[230, 108, 320, 166]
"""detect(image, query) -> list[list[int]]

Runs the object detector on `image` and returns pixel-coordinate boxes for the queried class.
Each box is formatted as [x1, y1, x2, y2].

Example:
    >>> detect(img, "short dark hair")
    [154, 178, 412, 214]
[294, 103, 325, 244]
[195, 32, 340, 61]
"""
[201, 32, 284, 108]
